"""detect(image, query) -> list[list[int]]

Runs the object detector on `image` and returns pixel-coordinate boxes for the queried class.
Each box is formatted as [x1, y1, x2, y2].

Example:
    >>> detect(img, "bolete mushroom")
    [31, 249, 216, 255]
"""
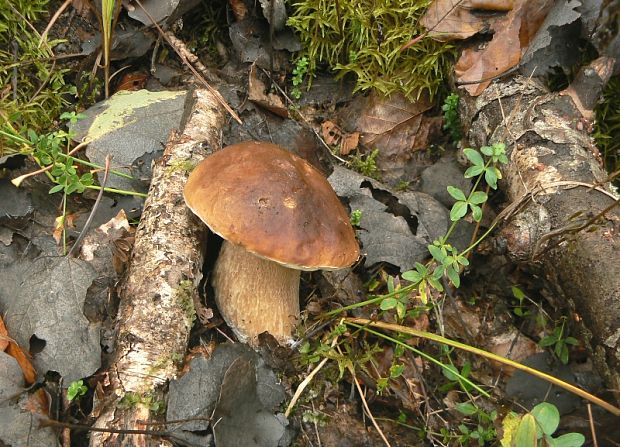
[184, 141, 359, 344]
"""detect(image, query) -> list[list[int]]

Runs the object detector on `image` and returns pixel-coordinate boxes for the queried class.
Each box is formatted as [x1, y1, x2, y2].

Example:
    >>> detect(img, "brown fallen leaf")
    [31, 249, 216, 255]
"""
[321, 121, 360, 155]
[355, 91, 440, 181]
[0, 315, 37, 385]
[116, 72, 148, 92]
[248, 63, 289, 118]
[422, 0, 489, 41]
[454, 0, 554, 96]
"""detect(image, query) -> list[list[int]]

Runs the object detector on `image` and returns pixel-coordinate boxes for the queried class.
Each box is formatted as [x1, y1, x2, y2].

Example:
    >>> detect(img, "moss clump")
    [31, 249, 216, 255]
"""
[0, 0, 75, 156]
[593, 75, 620, 187]
[286, 0, 454, 100]
[175, 279, 196, 330]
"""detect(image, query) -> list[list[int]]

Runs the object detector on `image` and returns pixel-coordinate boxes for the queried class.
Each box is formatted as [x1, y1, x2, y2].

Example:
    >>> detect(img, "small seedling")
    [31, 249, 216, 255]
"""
[67, 379, 88, 401]
[504, 402, 585, 447]
[291, 56, 309, 100]
[442, 93, 462, 142]
[350, 209, 362, 227]
[539, 317, 579, 365]
[350, 149, 380, 179]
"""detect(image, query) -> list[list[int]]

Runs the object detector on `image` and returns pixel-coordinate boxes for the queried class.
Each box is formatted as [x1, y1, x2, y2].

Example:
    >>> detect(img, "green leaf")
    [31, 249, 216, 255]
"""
[442, 364, 459, 381]
[553, 433, 585, 447]
[471, 204, 483, 222]
[463, 148, 484, 166]
[49, 184, 64, 194]
[396, 302, 406, 319]
[485, 168, 498, 189]
[480, 145, 493, 156]
[447, 185, 467, 201]
[564, 337, 579, 346]
[457, 255, 469, 266]
[450, 201, 468, 221]
[469, 191, 488, 205]
[380, 298, 398, 310]
[415, 262, 428, 275]
[511, 286, 525, 300]
[539, 335, 558, 347]
[531, 402, 560, 436]
[513, 414, 538, 447]
[455, 402, 477, 416]
[464, 165, 484, 178]
[390, 364, 405, 378]
[446, 265, 460, 287]
[401, 270, 422, 283]
[428, 244, 446, 262]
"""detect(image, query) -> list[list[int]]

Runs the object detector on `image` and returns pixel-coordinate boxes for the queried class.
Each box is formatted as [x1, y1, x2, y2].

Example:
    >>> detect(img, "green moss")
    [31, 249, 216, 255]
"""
[175, 279, 196, 330]
[0, 0, 75, 156]
[165, 159, 196, 176]
[593, 75, 620, 188]
[119, 391, 166, 414]
[287, 0, 454, 100]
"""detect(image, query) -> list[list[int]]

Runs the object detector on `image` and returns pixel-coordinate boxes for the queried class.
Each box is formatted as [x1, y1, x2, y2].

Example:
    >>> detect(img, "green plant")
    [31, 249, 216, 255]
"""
[286, 0, 454, 99]
[503, 402, 585, 447]
[593, 75, 620, 187]
[539, 317, 579, 365]
[0, 0, 75, 155]
[511, 285, 531, 318]
[454, 402, 497, 446]
[119, 392, 166, 414]
[67, 379, 88, 401]
[442, 93, 462, 142]
[350, 209, 362, 226]
[350, 148, 380, 179]
[291, 56, 309, 100]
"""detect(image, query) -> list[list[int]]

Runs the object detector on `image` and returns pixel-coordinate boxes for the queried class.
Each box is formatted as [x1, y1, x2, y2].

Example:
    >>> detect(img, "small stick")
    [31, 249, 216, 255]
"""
[285, 338, 338, 417]
[352, 372, 391, 447]
[12, 140, 90, 187]
[67, 155, 111, 258]
[587, 403, 599, 447]
[134, 0, 241, 124]
[39, 0, 72, 48]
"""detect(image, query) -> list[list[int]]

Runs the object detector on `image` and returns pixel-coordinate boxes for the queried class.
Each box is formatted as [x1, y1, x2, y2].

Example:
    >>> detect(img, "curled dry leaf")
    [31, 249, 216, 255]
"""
[248, 64, 288, 118]
[423, 0, 554, 96]
[0, 316, 37, 385]
[321, 120, 360, 155]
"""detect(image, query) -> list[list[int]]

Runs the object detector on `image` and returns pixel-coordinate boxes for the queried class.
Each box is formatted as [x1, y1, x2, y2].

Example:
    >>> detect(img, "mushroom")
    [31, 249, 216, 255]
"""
[184, 141, 359, 344]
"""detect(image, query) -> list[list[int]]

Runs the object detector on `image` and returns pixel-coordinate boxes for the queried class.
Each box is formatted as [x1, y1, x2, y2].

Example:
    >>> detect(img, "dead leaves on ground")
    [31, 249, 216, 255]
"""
[423, 0, 555, 95]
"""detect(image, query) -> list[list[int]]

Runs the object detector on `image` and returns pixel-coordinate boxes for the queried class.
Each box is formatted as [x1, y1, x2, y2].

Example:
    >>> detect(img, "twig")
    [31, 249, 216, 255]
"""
[285, 338, 338, 418]
[587, 403, 599, 447]
[351, 371, 391, 447]
[133, 0, 241, 124]
[345, 318, 620, 416]
[400, 0, 464, 51]
[11, 140, 90, 187]
[67, 155, 111, 257]
[38, 0, 72, 48]
[259, 68, 349, 165]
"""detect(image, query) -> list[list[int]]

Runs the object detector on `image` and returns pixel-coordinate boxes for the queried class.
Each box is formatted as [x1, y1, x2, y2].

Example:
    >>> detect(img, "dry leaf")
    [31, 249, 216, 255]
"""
[115, 72, 148, 92]
[0, 315, 37, 385]
[422, 0, 489, 41]
[455, 0, 554, 95]
[341, 132, 360, 156]
[248, 64, 288, 118]
[355, 91, 439, 181]
[321, 120, 342, 146]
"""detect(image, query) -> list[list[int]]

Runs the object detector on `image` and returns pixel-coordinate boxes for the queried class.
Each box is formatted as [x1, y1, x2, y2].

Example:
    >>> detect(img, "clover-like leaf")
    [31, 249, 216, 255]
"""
[447, 185, 467, 201]
[464, 165, 484, 178]
[463, 148, 484, 166]
[471, 204, 483, 222]
[450, 201, 468, 221]
[380, 298, 398, 310]
[469, 191, 488, 205]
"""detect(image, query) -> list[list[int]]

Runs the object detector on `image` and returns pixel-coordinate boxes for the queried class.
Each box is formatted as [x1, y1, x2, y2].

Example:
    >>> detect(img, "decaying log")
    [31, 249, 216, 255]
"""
[461, 69, 620, 399]
[90, 89, 226, 446]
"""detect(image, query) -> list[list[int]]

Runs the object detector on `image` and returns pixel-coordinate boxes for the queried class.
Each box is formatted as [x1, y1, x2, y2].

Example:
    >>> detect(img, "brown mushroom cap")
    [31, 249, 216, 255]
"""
[184, 141, 359, 270]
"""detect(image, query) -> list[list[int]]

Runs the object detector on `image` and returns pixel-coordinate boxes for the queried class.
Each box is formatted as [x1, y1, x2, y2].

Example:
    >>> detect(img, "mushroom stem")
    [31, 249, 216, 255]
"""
[212, 240, 300, 345]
